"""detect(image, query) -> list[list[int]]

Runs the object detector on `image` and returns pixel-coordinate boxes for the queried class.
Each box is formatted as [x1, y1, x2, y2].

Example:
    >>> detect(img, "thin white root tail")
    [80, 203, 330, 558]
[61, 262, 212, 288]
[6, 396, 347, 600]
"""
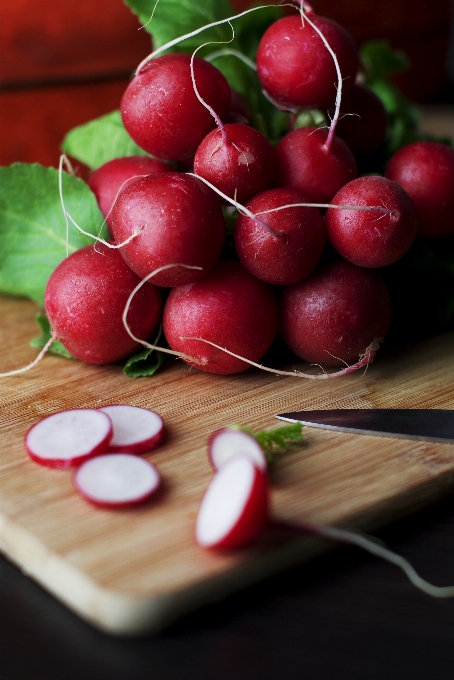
[178, 337, 379, 379]
[122, 263, 206, 365]
[0, 333, 56, 378]
[293, 520, 454, 599]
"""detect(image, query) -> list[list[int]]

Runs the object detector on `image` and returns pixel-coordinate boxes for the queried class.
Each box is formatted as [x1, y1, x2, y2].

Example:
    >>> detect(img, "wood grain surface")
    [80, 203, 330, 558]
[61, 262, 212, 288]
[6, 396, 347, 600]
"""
[0, 295, 453, 635]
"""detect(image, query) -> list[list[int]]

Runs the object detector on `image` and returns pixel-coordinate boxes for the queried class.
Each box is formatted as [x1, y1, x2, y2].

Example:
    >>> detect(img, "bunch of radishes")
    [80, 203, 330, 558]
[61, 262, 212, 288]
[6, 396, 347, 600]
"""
[45, 3, 454, 377]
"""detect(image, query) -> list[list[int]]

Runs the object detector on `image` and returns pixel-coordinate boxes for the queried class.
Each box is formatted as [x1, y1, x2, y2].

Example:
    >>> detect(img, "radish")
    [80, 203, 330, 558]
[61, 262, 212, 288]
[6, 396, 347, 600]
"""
[234, 187, 326, 285]
[193, 123, 276, 204]
[110, 172, 225, 287]
[195, 455, 268, 549]
[385, 141, 454, 238]
[25, 409, 113, 469]
[280, 259, 392, 366]
[275, 127, 358, 203]
[256, 13, 358, 110]
[162, 260, 279, 375]
[44, 243, 162, 364]
[99, 405, 164, 455]
[120, 53, 231, 161]
[326, 176, 418, 268]
[208, 428, 268, 472]
[74, 453, 161, 508]
[87, 156, 172, 227]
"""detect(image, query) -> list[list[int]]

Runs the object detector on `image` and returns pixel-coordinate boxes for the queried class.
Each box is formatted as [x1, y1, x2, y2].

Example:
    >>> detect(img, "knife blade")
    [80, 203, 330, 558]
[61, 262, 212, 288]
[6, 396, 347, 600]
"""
[275, 409, 454, 444]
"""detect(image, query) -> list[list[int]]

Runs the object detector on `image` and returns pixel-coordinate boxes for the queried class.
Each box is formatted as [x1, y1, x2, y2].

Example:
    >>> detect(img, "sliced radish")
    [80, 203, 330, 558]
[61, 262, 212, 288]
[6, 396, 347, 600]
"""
[99, 405, 164, 454]
[25, 409, 113, 469]
[208, 427, 267, 471]
[195, 455, 269, 549]
[74, 453, 161, 507]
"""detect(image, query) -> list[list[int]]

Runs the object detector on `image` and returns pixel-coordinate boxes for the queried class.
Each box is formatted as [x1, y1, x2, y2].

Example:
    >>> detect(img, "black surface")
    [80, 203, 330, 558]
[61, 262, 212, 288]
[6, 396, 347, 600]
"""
[2, 496, 454, 680]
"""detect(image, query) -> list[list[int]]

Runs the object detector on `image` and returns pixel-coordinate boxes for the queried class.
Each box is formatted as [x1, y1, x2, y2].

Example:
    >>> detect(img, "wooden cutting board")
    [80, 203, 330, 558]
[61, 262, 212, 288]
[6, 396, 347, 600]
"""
[1, 294, 453, 636]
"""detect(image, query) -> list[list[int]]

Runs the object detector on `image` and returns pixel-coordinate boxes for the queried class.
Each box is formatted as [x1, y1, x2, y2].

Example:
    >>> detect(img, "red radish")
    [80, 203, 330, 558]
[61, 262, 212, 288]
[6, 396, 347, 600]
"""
[74, 453, 161, 508]
[280, 259, 392, 366]
[87, 156, 172, 227]
[195, 455, 268, 549]
[385, 141, 454, 238]
[256, 13, 358, 110]
[120, 53, 231, 161]
[44, 243, 162, 364]
[193, 123, 276, 204]
[25, 409, 113, 469]
[110, 172, 225, 287]
[234, 187, 326, 285]
[99, 405, 164, 455]
[275, 127, 358, 203]
[162, 260, 279, 375]
[208, 428, 267, 472]
[330, 83, 388, 156]
[326, 176, 418, 268]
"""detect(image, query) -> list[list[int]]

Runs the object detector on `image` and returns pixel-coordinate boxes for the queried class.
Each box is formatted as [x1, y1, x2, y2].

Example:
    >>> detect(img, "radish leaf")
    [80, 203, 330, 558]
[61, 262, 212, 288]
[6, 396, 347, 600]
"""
[123, 327, 166, 377]
[30, 314, 74, 359]
[61, 110, 149, 170]
[0, 164, 106, 305]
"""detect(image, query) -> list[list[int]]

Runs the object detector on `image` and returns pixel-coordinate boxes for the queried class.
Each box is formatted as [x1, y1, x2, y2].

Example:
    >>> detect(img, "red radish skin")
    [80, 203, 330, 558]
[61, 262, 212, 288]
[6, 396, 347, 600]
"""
[208, 428, 267, 472]
[280, 259, 392, 366]
[385, 141, 454, 238]
[110, 172, 225, 287]
[326, 176, 418, 268]
[195, 455, 268, 549]
[99, 405, 164, 455]
[256, 14, 358, 110]
[74, 453, 161, 508]
[120, 53, 231, 161]
[330, 84, 388, 156]
[44, 243, 162, 364]
[234, 187, 326, 285]
[193, 123, 276, 204]
[87, 156, 172, 227]
[163, 260, 279, 375]
[25, 409, 113, 469]
[275, 127, 358, 203]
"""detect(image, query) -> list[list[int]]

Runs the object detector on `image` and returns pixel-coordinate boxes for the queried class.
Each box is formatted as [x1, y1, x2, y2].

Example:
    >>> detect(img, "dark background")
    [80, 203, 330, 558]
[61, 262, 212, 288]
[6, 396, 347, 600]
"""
[1, 1, 454, 677]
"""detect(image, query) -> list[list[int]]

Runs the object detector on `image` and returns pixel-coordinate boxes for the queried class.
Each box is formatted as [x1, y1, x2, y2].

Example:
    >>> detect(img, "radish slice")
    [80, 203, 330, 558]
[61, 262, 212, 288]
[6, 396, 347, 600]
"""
[99, 405, 164, 454]
[25, 409, 113, 469]
[74, 453, 161, 507]
[208, 427, 267, 471]
[195, 455, 268, 549]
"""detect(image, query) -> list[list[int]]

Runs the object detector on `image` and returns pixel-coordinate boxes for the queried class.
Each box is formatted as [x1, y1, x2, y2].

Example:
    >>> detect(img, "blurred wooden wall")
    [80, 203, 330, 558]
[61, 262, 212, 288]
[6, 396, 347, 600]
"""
[1, 0, 452, 169]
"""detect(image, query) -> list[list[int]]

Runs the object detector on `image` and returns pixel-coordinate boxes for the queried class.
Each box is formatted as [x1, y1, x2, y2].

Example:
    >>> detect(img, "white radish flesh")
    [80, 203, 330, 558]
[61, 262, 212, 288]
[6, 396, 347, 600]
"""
[74, 453, 161, 507]
[25, 409, 113, 469]
[195, 455, 268, 549]
[208, 428, 267, 471]
[99, 405, 164, 454]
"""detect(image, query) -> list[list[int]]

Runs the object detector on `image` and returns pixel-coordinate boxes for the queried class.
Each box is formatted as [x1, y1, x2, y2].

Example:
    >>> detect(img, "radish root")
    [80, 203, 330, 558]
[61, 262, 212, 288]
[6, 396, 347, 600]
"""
[178, 337, 380, 379]
[278, 519, 454, 599]
[0, 332, 56, 378]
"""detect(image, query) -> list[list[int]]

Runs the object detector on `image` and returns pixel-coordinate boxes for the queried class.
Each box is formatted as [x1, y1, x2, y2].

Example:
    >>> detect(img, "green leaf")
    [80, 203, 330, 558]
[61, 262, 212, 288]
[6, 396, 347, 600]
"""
[30, 314, 74, 359]
[123, 327, 166, 377]
[360, 39, 410, 81]
[254, 423, 304, 454]
[230, 422, 304, 465]
[61, 110, 149, 170]
[125, 0, 235, 53]
[0, 164, 106, 305]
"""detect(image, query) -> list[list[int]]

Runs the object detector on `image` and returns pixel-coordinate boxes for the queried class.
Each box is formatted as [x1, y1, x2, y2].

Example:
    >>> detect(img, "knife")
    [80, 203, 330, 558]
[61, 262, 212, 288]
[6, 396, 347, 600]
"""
[275, 409, 454, 444]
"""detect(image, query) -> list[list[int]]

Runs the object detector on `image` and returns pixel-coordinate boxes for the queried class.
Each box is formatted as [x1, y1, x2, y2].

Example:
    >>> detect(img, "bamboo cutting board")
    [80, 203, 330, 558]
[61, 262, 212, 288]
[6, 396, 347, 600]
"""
[1, 295, 454, 636]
